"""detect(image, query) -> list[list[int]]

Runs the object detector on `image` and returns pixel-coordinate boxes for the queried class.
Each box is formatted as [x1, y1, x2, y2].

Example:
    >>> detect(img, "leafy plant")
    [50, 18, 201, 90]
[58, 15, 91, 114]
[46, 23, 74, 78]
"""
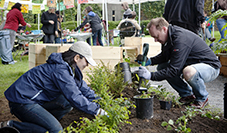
[135, 91, 153, 99]
[157, 87, 172, 101]
[208, 9, 227, 54]
[170, 95, 183, 108]
[63, 65, 134, 132]
[161, 106, 222, 133]
[87, 61, 127, 97]
[161, 106, 199, 133]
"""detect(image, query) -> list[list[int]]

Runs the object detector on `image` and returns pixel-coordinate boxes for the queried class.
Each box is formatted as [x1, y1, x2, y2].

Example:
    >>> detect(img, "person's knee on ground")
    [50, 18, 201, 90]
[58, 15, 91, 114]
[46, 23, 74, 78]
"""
[183, 66, 197, 81]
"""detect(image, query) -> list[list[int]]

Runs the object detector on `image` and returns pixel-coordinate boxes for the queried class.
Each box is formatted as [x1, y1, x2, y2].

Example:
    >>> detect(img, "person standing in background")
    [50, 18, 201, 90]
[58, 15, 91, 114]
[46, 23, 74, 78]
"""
[121, 2, 132, 19]
[41, 7, 58, 43]
[74, 6, 103, 46]
[55, 15, 63, 44]
[163, 0, 205, 35]
[0, 3, 31, 65]
[116, 11, 141, 36]
[203, 10, 216, 42]
[213, 0, 227, 42]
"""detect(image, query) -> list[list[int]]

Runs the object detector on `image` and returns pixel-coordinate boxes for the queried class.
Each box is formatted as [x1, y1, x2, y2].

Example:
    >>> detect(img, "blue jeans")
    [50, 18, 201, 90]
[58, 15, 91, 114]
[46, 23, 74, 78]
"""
[8, 95, 73, 133]
[0, 30, 14, 63]
[157, 62, 220, 102]
[216, 18, 227, 42]
[55, 37, 61, 44]
[92, 29, 103, 46]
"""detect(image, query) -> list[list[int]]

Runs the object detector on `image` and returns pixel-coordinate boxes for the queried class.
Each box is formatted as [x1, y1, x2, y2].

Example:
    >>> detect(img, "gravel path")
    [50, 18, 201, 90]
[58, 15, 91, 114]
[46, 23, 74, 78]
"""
[131, 66, 227, 112]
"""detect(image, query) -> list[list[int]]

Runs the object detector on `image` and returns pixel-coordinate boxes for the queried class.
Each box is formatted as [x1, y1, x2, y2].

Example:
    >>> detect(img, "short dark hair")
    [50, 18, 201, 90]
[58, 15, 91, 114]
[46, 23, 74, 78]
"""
[62, 49, 84, 66]
[86, 6, 93, 12]
[11, 3, 21, 11]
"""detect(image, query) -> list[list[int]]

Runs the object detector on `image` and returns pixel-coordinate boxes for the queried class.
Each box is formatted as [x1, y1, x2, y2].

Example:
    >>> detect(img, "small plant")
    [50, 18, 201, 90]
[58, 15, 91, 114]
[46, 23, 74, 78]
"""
[157, 87, 172, 101]
[87, 61, 128, 97]
[136, 91, 153, 98]
[171, 95, 183, 108]
[161, 107, 199, 133]
[161, 106, 222, 133]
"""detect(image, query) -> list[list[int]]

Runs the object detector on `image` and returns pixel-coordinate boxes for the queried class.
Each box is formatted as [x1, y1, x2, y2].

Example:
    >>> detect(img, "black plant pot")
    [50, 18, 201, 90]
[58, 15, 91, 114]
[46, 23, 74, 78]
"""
[159, 100, 172, 110]
[134, 95, 154, 119]
[115, 62, 132, 84]
[0, 126, 20, 133]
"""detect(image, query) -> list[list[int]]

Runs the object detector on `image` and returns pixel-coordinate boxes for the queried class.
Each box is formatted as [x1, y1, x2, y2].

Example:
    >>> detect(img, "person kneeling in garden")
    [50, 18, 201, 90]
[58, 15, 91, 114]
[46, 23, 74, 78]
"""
[0, 41, 107, 133]
[136, 17, 221, 109]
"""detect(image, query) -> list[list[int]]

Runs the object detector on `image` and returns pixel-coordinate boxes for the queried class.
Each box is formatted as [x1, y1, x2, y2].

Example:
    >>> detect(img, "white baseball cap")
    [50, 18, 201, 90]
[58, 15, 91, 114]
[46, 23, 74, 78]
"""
[69, 41, 97, 66]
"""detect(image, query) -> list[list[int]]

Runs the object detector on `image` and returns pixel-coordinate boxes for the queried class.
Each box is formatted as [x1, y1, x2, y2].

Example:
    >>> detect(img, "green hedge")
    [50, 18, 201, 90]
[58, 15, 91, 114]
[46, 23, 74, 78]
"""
[27, 20, 151, 35]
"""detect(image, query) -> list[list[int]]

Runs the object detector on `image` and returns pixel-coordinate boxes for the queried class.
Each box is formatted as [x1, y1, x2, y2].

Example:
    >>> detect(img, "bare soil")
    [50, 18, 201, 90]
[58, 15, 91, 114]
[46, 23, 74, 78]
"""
[1, 87, 227, 133]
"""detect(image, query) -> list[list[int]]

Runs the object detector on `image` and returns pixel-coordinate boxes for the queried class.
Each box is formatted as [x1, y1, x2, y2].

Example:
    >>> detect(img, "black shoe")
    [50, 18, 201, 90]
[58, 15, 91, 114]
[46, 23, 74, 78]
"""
[2, 61, 9, 65]
[209, 38, 216, 42]
[179, 95, 196, 104]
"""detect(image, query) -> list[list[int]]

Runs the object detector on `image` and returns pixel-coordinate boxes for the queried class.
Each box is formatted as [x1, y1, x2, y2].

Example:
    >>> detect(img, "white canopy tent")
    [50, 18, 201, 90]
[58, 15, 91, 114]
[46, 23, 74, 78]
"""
[77, 0, 162, 45]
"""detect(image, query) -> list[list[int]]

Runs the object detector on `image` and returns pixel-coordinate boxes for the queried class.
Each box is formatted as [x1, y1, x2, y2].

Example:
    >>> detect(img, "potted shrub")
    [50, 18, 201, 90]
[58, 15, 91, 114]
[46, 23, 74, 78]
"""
[157, 88, 172, 110]
[133, 92, 154, 119]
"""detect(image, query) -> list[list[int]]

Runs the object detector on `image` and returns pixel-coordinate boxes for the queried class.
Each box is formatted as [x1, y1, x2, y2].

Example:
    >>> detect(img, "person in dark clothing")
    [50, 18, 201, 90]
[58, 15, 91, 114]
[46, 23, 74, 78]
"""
[41, 7, 58, 43]
[74, 6, 103, 46]
[163, 0, 205, 34]
[136, 17, 221, 109]
[0, 41, 108, 133]
[55, 15, 62, 44]
[121, 2, 132, 19]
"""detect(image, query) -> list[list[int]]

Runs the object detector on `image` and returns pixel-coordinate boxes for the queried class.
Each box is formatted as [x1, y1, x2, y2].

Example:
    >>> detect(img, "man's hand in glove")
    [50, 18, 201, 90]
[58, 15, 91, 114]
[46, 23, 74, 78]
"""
[74, 27, 79, 32]
[96, 108, 108, 116]
[135, 54, 151, 66]
[138, 66, 151, 80]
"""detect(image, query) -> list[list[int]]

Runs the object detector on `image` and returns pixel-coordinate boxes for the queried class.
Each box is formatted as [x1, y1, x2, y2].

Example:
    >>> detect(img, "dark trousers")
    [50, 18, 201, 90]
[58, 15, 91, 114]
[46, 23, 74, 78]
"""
[43, 34, 55, 43]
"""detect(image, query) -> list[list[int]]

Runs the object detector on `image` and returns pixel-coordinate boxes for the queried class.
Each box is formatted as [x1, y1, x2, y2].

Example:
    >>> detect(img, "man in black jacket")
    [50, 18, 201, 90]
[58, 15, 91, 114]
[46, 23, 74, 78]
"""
[163, 0, 205, 34]
[137, 17, 221, 109]
[41, 7, 58, 43]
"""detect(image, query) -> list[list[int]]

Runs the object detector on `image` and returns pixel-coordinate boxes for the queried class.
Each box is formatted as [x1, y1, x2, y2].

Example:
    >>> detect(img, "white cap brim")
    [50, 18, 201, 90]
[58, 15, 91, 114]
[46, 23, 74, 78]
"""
[85, 56, 97, 66]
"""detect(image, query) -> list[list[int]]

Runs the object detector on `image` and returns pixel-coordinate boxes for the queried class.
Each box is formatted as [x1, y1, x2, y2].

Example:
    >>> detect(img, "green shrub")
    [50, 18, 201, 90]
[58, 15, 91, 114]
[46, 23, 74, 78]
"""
[63, 62, 133, 132]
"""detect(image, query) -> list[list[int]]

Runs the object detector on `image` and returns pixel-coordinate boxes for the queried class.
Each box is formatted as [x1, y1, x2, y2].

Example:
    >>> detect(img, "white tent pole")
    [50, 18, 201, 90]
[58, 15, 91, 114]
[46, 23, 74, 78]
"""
[105, 0, 109, 46]
[139, 0, 141, 26]
[133, 0, 135, 11]
[212, 0, 215, 38]
[102, 0, 105, 20]
[77, 3, 81, 26]
[38, 13, 40, 30]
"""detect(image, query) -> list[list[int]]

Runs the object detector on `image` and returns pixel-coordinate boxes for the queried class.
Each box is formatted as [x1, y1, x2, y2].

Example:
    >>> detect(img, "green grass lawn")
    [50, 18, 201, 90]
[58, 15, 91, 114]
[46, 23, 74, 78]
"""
[0, 31, 221, 98]
[0, 51, 29, 98]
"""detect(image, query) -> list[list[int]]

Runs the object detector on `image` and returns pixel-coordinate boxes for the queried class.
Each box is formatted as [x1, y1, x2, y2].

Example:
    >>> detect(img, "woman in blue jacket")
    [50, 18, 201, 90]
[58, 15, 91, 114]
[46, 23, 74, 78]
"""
[0, 41, 107, 133]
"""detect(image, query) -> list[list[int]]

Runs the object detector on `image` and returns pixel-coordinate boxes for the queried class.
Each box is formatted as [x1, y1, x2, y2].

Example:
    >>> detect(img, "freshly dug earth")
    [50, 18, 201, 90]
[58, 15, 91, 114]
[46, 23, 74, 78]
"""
[1, 87, 227, 133]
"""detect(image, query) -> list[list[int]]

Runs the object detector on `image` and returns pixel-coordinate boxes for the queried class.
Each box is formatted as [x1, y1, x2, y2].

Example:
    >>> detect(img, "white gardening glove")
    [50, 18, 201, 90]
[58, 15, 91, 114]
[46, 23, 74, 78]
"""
[138, 66, 151, 80]
[96, 108, 108, 116]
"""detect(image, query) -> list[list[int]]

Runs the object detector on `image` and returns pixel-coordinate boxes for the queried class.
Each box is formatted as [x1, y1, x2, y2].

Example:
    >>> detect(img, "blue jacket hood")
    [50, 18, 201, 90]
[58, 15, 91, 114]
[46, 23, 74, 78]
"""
[46, 53, 65, 64]
[88, 11, 95, 17]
